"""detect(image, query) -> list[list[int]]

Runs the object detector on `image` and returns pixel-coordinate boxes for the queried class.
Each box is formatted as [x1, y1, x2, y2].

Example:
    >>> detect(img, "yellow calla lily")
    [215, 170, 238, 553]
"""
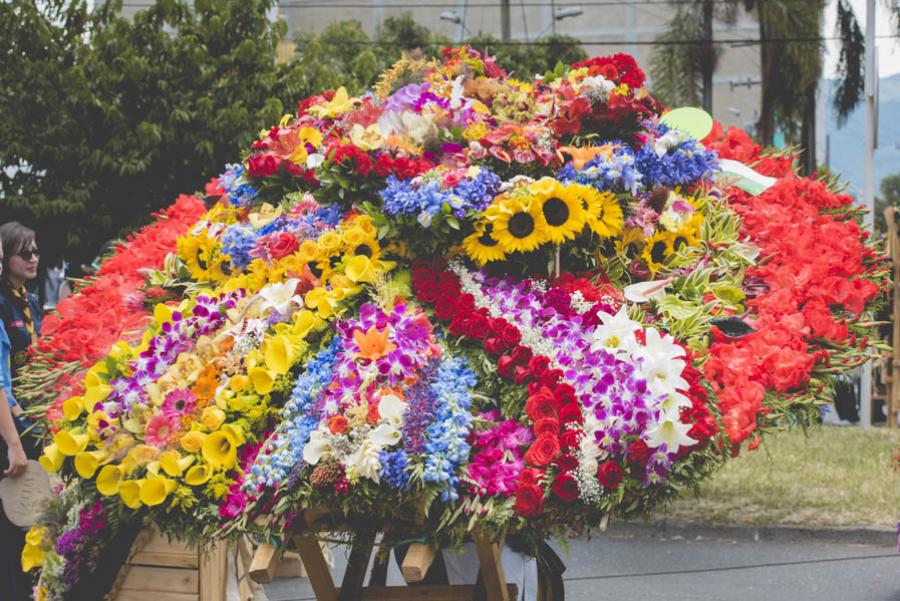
[96, 464, 124, 496]
[344, 255, 379, 284]
[290, 309, 321, 338]
[39, 444, 65, 473]
[118, 479, 144, 509]
[153, 302, 174, 325]
[305, 287, 338, 319]
[202, 430, 238, 471]
[74, 450, 110, 479]
[140, 474, 176, 506]
[308, 86, 354, 118]
[184, 463, 212, 486]
[159, 450, 195, 477]
[249, 367, 275, 395]
[54, 430, 89, 456]
[21, 527, 47, 572]
[264, 335, 300, 375]
[62, 396, 86, 421]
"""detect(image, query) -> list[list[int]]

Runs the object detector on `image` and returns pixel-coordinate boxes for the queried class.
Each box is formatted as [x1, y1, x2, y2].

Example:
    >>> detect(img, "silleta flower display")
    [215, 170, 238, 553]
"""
[19, 48, 888, 600]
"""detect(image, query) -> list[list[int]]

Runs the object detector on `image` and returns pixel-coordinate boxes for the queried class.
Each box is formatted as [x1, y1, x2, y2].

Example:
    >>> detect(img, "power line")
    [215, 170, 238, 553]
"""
[118, 0, 838, 8]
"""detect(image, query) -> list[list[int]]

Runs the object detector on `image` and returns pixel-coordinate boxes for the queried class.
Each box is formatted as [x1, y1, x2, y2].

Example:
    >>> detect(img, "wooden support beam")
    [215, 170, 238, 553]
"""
[293, 535, 338, 601]
[199, 542, 227, 601]
[276, 551, 307, 578]
[401, 543, 436, 584]
[334, 584, 517, 600]
[889, 206, 900, 428]
[339, 529, 376, 601]
[473, 534, 510, 601]
[248, 542, 280, 584]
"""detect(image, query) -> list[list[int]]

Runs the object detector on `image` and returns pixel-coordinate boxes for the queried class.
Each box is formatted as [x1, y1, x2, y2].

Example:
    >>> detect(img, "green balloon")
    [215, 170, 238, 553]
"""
[661, 107, 714, 140]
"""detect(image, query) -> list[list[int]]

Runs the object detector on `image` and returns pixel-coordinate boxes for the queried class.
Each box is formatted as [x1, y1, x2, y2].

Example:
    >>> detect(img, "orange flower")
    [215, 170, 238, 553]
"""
[353, 325, 396, 361]
[327, 415, 348, 434]
[560, 145, 615, 170]
[192, 365, 219, 401]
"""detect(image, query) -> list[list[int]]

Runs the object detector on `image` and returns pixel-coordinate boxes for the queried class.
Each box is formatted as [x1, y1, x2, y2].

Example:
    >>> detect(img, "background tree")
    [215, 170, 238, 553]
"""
[875, 172, 900, 233]
[0, 0, 305, 269]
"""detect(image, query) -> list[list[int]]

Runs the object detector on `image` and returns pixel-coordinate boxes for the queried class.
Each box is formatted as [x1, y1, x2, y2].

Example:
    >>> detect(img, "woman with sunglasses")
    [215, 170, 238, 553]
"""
[0, 223, 39, 601]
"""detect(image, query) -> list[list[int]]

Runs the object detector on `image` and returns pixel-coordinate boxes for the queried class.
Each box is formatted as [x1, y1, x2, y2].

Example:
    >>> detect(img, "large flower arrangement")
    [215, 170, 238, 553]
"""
[21, 48, 888, 599]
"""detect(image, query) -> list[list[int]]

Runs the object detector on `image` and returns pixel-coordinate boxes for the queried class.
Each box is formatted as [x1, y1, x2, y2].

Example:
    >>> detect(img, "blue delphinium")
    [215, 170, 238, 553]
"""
[246, 338, 341, 490]
[635, 125, 719, 188]
[379, 450, 411, 490]
[450, 168, 502, 215]
[421, 356, 476, 502]
[379, 168, 502, 227]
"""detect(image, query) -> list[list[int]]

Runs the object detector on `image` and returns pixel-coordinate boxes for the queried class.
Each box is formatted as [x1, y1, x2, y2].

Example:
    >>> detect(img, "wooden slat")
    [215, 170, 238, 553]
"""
[401, 543, 436, 583]
[293, 535, 338, 601]
[114, 591, 199, 601]
[130, 550, 199, 569]
[248, 541, 280, 583]
[141, 529, 195, 555]
[888, 206, 899, 428]
[199, 542, 227, 601]
[120, 566, 198, 595]
[473, 534, 510, 601]
[339, 530, 376, 601]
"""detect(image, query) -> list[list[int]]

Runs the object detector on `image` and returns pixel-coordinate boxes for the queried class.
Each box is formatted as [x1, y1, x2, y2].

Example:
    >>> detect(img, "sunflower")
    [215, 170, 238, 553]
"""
[349, 236, 382, 264]
[463, 222, 508, 265]
[642, 230, 675, 274]
[529, 179, 587, 244]
[578, 186, 624, 238]
[671, 221, 701, 253]
[485, 195, 548, 253]
[177, 234, 227, 282]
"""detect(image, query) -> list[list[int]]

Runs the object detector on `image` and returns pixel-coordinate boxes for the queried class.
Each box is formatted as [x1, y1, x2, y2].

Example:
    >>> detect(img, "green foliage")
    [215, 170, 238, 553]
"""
[465, 34, 587, 79]
[0, 0, 306, 267]
[874, 172, 900, 233]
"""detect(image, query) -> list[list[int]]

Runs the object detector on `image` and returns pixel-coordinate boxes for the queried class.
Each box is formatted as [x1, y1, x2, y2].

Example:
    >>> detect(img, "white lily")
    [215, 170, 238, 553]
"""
[644, 416, 696, 450]
[346, 439, 382, 482]
[638, 328, 688, 397]
[369, 424, 401, 448]
[302, 429, 333, 465]
[590, 307, 640, 354]
[258, 280, 302, 316]
[377, 394, 406, 427]
[658, 391, 693, 415]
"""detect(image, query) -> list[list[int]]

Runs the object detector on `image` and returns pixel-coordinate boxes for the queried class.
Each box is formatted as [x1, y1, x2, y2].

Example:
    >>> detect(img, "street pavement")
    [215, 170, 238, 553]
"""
[263, 525, 900, 601]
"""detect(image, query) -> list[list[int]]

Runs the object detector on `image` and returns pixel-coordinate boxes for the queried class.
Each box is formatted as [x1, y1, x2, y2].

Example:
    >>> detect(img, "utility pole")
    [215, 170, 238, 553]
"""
[701, 0, 714, 113]
[501, 0, 511, 41]
[860, 0, 877, 428]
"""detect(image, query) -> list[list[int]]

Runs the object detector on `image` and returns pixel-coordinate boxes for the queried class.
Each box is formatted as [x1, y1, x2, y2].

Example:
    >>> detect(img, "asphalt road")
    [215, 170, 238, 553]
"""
[263, 527, 900, 601]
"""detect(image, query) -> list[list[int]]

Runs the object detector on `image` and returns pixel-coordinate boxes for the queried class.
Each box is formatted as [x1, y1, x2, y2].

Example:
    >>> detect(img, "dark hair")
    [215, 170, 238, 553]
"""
[0, 221, 37, 276]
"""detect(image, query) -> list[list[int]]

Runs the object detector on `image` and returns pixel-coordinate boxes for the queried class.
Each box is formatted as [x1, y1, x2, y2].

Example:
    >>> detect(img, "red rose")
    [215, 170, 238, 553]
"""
[551, 472, 579, 503]
[497, 355, 517, 379]
[558, 403, 583, 425]
[483, 337, 508, 354]
[500, 322, 522, 346]
[457, 294, 476, 313]
[555, 453, 579, 471]
[559, 429, 581, 449]
[466, 313, 492, 340]
[519, 468, 545, 485]
[265, 232, 299, 259]
[628, 440, 650, 467]
[513, 365, 532, 385]
[554, 384, 576, 406]
[528, 355, 551, 379]
[434, 297, 458, 321]
[533, 417, 559, 437]
[417, 280, 443, 303]
[597, 461, 624, 489]
[248, 154, 279, 178]
[514, 483, 544, 517]
[525, 388, 557, 421]
[524, 433, 560, 466]
[540, 369, 564, 388]
[511, 345, 533, 365]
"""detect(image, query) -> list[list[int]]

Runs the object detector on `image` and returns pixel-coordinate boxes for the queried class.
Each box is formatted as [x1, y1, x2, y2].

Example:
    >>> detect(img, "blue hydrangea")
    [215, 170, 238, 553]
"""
[379, 168, 502, 227]
[220, 223, 257, 269]
[635, 125, 719, 188]
[558, 143, 644, 194]
[218, 164, 258, 207]
[450, 168, 502, 215]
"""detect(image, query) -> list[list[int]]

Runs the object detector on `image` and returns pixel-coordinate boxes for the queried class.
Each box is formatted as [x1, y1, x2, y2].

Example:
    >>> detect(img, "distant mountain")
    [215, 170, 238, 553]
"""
[824, 73, 900, 198]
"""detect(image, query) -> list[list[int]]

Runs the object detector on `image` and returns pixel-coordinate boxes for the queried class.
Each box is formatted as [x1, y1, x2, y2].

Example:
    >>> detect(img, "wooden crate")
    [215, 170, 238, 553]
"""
[110, 527, 227, 601]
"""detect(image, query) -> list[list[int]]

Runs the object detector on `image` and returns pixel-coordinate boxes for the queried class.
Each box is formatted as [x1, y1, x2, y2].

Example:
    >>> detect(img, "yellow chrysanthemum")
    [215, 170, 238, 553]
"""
[463, 222, 507, 265]
[579, 187, 625, 238]
[529, 179, 587, 244]
[485, 195, 547, 253]
[642, 230, 675, 274]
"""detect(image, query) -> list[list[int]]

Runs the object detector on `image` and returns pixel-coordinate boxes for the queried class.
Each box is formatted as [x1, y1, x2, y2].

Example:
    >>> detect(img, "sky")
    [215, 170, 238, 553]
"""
[824, 0, 900, 77]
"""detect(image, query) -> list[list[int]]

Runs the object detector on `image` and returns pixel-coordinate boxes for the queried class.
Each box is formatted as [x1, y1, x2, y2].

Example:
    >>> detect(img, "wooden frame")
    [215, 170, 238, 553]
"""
[884, 206, 899, 427]
[250, 509, 518, 601]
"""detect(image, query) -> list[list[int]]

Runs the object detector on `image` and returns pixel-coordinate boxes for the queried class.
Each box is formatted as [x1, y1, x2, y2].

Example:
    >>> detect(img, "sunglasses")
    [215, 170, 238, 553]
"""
[16, 249, 40, 260]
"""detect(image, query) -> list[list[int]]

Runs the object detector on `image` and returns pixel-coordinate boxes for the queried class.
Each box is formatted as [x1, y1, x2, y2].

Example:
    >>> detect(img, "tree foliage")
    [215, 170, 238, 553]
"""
[0, 0, 306, 267]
